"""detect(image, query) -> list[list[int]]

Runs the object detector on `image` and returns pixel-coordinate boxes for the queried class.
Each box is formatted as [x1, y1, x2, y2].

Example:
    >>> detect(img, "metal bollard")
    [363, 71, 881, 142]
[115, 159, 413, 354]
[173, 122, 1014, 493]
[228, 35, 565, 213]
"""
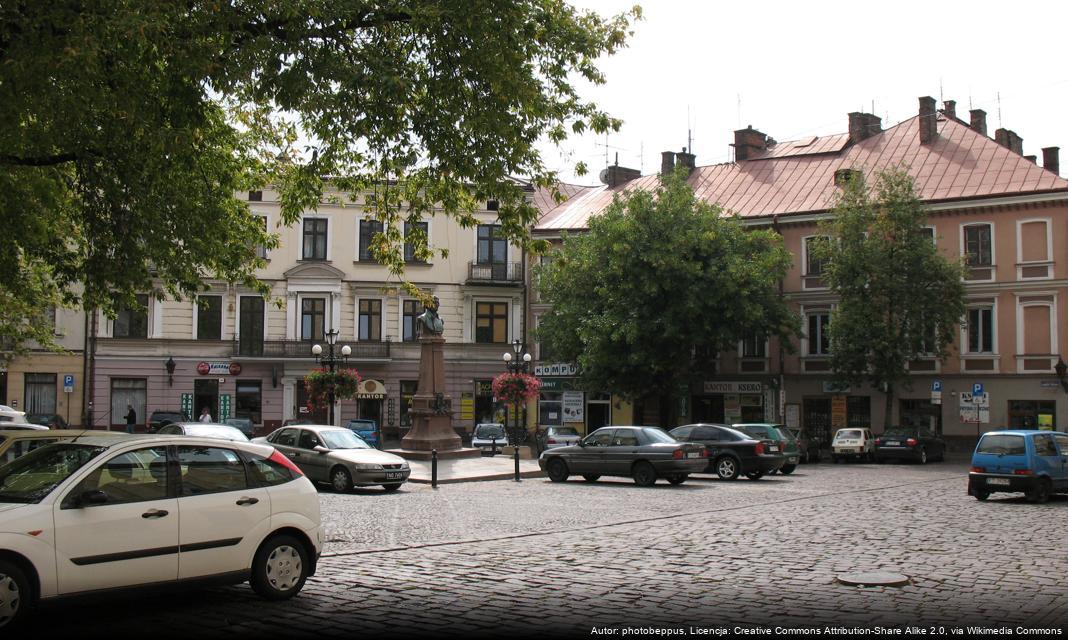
[491, 437, 498, 456]
[514, 444, 521, 482]
[431, 449, 438, 489]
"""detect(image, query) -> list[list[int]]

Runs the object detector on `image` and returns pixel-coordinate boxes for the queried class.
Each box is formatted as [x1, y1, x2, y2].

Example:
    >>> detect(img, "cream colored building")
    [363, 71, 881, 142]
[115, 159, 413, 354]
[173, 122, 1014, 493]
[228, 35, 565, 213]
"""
[2, 306, 86, 427]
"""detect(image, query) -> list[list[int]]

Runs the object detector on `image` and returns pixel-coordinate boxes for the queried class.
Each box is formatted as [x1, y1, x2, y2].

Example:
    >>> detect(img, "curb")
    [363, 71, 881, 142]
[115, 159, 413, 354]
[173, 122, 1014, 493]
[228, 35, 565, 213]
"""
[408, 470, 546, 484]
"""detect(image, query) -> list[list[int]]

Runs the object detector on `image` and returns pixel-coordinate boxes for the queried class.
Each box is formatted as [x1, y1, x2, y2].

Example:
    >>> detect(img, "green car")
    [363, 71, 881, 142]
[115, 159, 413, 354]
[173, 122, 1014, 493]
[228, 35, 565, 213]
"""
[734, 423, 800, 475]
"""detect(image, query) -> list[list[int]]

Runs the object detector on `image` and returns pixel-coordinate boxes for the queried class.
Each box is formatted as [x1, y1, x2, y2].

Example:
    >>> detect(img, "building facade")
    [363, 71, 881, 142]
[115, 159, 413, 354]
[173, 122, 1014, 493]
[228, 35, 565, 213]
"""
[1, 306, 86, 427]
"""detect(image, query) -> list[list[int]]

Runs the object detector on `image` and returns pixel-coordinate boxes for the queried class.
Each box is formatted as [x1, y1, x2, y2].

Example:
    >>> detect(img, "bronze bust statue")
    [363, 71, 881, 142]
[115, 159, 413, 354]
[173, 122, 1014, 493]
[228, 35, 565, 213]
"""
[416, 296, 445, 335]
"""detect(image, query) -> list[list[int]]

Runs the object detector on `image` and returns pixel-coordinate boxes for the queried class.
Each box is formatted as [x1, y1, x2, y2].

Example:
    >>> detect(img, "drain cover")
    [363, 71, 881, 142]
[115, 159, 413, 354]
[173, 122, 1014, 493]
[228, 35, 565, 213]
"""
[836, 571, 910, 587]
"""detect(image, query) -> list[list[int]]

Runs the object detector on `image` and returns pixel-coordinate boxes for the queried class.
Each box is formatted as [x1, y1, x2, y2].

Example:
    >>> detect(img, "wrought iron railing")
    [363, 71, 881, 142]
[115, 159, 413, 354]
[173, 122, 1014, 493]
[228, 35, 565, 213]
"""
[467, 261, 523, 283]
[232, 340, 391, 359]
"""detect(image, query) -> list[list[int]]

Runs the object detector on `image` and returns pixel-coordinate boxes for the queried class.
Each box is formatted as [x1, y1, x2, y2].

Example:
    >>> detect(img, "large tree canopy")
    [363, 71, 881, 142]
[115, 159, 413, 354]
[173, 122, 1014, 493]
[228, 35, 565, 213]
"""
[536, 170, 799, 425]
[0, 0, 640, 352]
[811, 168, 967, 425]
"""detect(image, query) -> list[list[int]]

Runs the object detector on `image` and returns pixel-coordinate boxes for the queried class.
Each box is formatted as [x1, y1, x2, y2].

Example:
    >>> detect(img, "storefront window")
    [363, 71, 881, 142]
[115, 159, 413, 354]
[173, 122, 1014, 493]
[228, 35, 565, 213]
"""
[235, 380, 262, 424]
[400, 380, 418, 426]
[539, 392, 563, 427]
[847, 396, 871, 428]
[1008, 400, 1056, 430]
[24, 373, 56, 414]
[110, 378, 147, 428]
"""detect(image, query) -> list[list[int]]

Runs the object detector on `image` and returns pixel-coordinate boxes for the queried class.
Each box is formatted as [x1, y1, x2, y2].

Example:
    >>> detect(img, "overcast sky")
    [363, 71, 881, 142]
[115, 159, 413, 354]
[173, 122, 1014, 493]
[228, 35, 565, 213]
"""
[540, 0, 1068, 184]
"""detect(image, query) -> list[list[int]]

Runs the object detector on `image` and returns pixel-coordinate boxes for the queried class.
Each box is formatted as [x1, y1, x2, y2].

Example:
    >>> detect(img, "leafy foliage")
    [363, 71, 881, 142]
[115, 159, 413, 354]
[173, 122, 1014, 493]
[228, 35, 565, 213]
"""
[536, 170, 799, 417]
[0, 1, 641, 351]
[810, 168, 967, 422]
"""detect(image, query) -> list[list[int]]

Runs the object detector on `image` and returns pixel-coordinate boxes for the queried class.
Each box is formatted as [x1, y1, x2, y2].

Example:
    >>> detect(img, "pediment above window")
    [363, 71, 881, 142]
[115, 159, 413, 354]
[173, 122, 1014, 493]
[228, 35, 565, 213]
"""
[283, 262, 346, 280]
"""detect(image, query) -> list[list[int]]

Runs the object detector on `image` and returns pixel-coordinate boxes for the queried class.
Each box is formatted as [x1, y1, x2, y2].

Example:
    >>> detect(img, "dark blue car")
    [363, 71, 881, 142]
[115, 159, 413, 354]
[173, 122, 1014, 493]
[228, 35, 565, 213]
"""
[968, 430, 1068, 503]
[345, 418, 379, 448]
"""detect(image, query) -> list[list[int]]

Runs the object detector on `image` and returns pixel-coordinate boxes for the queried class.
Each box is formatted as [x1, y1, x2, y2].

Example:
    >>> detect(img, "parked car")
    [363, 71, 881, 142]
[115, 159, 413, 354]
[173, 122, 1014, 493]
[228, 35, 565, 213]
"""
[0, 407, 28, 424]
[536, 425, 582, 452]
[831, 427, 875, 462]
[224, 417, 256, 438]
[0, 429, 98, 465]
[784, 427, 821, 463]
[283, 417, 313, 427]
[471, 423, 508, 455]
[0, 423, 49, 431]
[0, 433, 322, 629]
[734, 423, 800, 474]
[26, 414, 69, 429]
[344, 418, 379, 448]
[874, 427, 946, 464]
[255, 425, 411, 492]
[538, 426, 707, 487]
[670, 423, 785, 480]
[968, 430, 1068, 503]
[148, 410, 188, 433]
[157, 422, 250, 442]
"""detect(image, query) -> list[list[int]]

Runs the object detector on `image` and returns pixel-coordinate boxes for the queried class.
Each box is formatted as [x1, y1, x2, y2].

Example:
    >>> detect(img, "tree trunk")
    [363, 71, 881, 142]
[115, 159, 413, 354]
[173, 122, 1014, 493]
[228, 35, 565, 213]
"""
[884, 383, 895, 429]
[657, 392, 678, 429]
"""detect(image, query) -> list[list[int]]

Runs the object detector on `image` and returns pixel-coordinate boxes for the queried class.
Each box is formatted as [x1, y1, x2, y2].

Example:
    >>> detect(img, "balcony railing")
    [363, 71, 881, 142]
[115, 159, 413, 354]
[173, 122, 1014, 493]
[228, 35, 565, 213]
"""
[467, 261, 523, 284]
[232, 340, 391, 359]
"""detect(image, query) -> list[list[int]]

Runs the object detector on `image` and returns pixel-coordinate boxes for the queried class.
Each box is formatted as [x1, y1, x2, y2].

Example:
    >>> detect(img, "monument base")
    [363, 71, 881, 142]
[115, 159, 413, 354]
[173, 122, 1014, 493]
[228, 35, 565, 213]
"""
[387, 447, 483, 461]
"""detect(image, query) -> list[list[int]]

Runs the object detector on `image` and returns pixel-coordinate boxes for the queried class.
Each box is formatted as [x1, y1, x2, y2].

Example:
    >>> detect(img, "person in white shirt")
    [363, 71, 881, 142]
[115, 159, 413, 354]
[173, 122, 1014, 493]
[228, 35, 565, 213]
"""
[198, 407, 213, 423]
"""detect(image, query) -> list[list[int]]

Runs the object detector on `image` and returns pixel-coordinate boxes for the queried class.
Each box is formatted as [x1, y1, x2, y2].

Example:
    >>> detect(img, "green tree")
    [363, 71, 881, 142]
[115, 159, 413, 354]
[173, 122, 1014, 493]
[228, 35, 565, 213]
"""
[811, 168, 966, 426]
[536, 170, 799, 426]
[0, 1, 641, 353]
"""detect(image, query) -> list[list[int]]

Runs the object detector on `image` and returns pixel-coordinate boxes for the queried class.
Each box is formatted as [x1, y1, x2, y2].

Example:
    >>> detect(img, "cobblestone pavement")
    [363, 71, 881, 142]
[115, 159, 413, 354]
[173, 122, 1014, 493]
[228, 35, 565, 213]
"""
[35, 460, 1068, 638]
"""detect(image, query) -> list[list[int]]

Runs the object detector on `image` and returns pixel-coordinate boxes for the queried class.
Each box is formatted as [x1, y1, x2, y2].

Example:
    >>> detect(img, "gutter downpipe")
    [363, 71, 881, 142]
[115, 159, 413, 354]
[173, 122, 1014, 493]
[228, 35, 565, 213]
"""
[772, 214, 786, 422]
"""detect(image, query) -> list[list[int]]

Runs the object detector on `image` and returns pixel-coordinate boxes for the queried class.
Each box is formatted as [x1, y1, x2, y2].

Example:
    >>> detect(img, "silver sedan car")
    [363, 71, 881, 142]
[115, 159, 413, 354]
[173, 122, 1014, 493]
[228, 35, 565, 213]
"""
[255, 425, 411, 492]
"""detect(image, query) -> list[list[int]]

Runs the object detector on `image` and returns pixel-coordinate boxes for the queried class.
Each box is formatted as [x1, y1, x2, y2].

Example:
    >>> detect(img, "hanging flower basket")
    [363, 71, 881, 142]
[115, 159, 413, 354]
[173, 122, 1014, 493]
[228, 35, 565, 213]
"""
[304, 368, 362, 411]
[492, 372, 542, 407]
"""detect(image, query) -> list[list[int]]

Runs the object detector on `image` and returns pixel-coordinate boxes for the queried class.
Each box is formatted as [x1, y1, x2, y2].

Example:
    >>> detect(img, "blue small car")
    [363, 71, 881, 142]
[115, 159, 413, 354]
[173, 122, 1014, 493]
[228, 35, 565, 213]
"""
[968, 430, 1068, 503]
[345, 418, 379, 448]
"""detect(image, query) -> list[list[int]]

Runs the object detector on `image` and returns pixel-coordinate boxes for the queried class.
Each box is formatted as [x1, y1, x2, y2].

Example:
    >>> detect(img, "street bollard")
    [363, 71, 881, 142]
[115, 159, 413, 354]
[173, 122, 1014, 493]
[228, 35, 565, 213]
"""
[491, 437, 498, 456]
[431, 449, 438, 489]
[514, 445, 521, 482]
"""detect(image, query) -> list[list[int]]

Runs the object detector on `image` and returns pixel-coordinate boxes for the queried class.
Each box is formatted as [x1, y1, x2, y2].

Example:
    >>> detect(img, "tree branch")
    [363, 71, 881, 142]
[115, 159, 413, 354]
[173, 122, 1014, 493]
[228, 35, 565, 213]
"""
[0, 152, 82, 167]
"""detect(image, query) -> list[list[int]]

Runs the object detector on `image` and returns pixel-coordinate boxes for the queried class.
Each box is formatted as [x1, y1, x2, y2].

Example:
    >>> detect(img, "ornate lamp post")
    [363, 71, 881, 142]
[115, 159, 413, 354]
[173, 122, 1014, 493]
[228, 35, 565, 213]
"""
[501, 339, 533, 447]
[311, 329, 352, 425]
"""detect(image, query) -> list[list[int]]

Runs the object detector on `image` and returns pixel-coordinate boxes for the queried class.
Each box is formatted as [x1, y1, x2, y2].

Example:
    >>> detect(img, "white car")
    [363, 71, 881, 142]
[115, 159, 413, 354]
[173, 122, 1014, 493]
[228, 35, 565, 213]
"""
[0, 434, 322, 629]
[471, 423, 508, 455]
[831, 427, 875, 462]
[0, 407, 28, 425]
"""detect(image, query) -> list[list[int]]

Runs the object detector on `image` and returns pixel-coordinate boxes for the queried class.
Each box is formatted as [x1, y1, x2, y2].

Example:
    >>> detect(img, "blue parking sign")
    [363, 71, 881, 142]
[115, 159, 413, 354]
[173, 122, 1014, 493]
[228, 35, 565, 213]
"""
[973, 382, 984, 395]
[932, 380, 942, 392]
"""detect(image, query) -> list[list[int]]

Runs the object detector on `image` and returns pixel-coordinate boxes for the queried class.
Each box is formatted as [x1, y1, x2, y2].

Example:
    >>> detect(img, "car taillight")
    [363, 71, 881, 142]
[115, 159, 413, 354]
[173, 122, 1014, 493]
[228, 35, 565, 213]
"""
[779, 441, 786, 452]
[970, 466, 985, 473]
[755, 442, 765, 455]
[906, 438, 918, 446]
[875, 438, 882, 446]
[673, 449, 684, 459]
[702, 448, 709, 458]
[546, 438, 557, 444]
[269, 449, 304, 476]
[1014, 469, 1034, 476]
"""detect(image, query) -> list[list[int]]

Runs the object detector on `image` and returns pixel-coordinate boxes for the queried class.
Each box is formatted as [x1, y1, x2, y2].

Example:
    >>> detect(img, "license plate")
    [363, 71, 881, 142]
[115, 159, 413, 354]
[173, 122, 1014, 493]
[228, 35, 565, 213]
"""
[385, 471, 403, 480]
[788, 457, 798, 463]
[885, 441, 900, 447]
[686, 452, 701, 458]
[768, 445, 779, 452]
[987, 478, 1010, 486]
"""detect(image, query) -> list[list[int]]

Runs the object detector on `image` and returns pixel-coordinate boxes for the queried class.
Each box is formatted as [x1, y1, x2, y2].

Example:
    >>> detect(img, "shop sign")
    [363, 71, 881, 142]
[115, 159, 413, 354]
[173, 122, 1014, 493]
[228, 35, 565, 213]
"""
[219, 394, 231, 421]
[534, 362, 578, 377]
[831, 395, 847, 428]
[703, 381, 763, 394]
[476, 381, 494, 396]
[562, 391, 584, 422]
[460, 392, 475, 420]
[1038, 414, 1054, 430]
[197, 361, 241, 376]
[539, 378, 576, 392]
[822, 381, 851, 394]
[959, 393, 989, 423]
[356, 379, 386, 399]
[181, 393, 193, 418]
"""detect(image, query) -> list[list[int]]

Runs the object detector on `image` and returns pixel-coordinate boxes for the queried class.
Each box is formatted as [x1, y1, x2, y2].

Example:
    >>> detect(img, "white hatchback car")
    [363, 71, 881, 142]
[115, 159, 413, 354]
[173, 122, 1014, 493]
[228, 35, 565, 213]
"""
[0, 434, 322, 629]
[831, 427, 876, 462]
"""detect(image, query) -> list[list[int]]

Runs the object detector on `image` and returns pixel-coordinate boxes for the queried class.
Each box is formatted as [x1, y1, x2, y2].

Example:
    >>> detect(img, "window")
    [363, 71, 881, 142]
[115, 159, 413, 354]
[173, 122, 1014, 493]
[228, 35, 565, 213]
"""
[254, 215, 269, 259]
[1008, 400, 1055, 429]
[487, 200, 499, 211]
[359, 299, 382, 341]
[964, 224, 992, 266]
[404, 221, 429, 263]
[1034, 434, 1058, 457]
[302, 218, 328, 260]
[301, 298, 326, 341]
[359, 219, 383, 261]
[477, 224, 507, 265]
[1, 437, 59, 465]
[197, 295, 223, 340]
[71, 447, 169, 505]
[967, 307, 994, 353]
[271, 429, 299, 447]
[44, 306, 57, 334]
[400, 380, 418, 426]
[114, 294, 149, 338]
[248, 190, 262, 202]
[475, 301, 508, 343]
[807, 313, 830, 355]
[918, 226, 935, 242]
[741, 333, 766, 358]
[245, 452, 295, 486]
[804, 237, 827, 276]
[298, 429, 322, 450]
[24, 373, 56, 415]
[539, 392, 563, 427]
[847, 396, 871, 428]
[236, 380, 262, 424]
[110, 378, 147, 429]
[178, 446, 247, 496]
[402, 300, 421, 342]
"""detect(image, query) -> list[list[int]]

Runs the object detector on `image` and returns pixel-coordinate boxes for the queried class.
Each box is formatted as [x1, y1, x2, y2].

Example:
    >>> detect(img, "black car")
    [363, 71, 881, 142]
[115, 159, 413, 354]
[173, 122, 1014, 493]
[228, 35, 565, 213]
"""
[670, 423, 786, 480]
[538, 426, 707, 486]
[874, 427, 946, 464]
[148, 410, 188, 433]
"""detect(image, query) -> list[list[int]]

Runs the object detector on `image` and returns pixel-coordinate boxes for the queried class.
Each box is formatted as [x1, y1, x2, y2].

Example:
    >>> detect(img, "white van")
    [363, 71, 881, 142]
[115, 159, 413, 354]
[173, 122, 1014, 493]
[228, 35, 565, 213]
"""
[831, 427, 875, 462]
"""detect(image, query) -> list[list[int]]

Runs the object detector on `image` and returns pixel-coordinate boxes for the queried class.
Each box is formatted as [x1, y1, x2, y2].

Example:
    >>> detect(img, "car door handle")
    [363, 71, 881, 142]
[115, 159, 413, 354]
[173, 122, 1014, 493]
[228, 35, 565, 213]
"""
[142, 509, 169, 519]
[236, 497, 259, 506]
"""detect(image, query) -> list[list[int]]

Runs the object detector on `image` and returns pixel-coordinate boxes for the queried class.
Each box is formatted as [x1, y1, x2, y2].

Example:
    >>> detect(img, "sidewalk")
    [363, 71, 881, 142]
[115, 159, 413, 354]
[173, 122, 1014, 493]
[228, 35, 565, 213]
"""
[405, 454, 544, 484]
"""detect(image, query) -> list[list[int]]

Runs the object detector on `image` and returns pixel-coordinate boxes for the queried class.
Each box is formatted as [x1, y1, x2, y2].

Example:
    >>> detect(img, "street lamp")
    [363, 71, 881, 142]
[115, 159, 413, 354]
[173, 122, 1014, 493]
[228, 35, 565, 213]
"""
[501, 339, 533, 449]
[312, 329, 352, 425]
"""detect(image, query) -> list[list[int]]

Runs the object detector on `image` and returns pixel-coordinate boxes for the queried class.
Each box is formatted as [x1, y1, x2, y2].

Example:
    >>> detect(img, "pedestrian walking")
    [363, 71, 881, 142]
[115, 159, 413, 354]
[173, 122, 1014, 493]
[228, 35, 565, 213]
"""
[199, 407, 213, 423]
[125, 404, 136, 434]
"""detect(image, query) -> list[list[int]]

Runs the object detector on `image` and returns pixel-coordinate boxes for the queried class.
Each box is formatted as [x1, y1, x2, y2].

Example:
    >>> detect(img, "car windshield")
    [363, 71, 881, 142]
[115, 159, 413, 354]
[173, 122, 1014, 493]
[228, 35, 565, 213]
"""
[551, 427, 581, 437]
[0, 443, 106, 503]
[835, 430, 864, 439]
[320, 429, 371, 450]
[641, 428, 677, 444]
[475, 425, 505, 438]
[977, 434, 1026, 456]
[185, 425, 249, 441]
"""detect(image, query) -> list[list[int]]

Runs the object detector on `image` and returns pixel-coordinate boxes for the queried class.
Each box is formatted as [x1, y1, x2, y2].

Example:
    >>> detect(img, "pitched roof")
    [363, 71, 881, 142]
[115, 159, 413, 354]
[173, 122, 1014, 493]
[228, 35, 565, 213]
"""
[535, 115, 1068, 232]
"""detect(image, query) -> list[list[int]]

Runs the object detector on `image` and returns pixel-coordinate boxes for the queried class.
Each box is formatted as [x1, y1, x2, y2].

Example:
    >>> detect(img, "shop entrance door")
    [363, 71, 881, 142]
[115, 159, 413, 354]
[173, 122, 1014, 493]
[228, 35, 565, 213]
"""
[296, 380, 327, 424]
[586, 400, 611, 434]
[194, 379, 219, 422]
[692, 396, 725, 423]
[358, 399, 382, 427]
[803, 398, 832, 448]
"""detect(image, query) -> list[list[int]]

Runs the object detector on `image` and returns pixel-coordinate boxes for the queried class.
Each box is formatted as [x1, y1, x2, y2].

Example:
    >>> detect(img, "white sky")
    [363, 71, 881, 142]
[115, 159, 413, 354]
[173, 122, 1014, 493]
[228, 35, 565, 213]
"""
[541, 0, 1068, 184]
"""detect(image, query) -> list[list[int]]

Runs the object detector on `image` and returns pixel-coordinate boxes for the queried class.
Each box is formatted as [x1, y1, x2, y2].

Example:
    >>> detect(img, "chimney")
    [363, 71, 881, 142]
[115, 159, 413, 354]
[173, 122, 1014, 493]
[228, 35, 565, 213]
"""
[1025, 155, 1037, 163]
[676, 148, 696, 174]
[942, 100, 957, 120]
[995, 128, 1024, 155]
[848, 112, 882, 144]
[918, 96, 937, 144]
[599, 162, 641, 187]
[970, 109, 988, 136]
[733, 126, 770, 161]
[1043, 147, 1060, 176]
[661, 151, 675, 176]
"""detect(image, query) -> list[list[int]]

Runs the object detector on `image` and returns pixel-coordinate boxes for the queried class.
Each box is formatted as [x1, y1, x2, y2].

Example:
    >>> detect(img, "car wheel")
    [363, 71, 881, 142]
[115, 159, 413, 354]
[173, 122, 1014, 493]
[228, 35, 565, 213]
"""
[779, 464, 796, 475]
[745, 471, 765, 480]
[1028, 478, 1053, 504]
[381, 484, 402, 492]
[973, 489, 990, 501]
[918, 448, 928, 465]
[546, 458, 569, 483]
[581, 475, 600, 482]
[714, 456, 740, 481]
[666, 473, 688, 485]
[631, 461, 657, 487]
[0, 559, 31, 630]
[250, 535, 310, 600]
[330, 466, 354, 492]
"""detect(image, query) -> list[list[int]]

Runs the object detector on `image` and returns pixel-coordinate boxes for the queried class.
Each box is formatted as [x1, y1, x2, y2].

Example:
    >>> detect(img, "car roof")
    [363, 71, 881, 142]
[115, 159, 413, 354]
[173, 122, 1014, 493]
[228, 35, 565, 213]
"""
[282, 424, 350, 432]
[170, 422, 239, 428]
[0, 428, 96, 439]
[982, 430, 1068, 436]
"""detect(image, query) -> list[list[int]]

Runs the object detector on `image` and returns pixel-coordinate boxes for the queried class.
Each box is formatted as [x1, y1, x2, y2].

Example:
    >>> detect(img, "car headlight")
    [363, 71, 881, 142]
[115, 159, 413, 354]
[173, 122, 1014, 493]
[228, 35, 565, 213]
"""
[355, 463, 384, 470]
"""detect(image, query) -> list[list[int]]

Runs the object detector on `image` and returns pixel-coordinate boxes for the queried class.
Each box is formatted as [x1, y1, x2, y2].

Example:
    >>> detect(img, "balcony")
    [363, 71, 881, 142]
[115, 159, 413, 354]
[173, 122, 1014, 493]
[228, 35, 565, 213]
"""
[232, 340, 391, 359]
[467, 261, 523, 285]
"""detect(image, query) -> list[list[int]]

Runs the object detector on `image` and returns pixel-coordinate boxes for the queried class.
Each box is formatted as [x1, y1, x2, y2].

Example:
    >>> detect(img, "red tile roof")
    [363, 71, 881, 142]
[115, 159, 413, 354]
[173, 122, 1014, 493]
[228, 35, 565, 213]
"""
[535, 115, 1068, 232]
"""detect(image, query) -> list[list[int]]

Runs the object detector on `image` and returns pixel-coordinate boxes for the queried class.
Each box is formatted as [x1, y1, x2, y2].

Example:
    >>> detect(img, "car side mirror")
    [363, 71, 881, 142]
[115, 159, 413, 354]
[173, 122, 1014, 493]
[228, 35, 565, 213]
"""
[80, 489, 109, 506]
[313, 445, 329, 454]
[579, 440, 588, 447]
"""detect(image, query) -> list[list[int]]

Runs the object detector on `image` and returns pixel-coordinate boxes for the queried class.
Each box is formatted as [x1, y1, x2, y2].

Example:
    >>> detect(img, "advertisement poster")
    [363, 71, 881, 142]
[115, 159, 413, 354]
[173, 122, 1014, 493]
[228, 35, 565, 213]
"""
[831, 395, 847, 428]
[562, 391, 584, 422]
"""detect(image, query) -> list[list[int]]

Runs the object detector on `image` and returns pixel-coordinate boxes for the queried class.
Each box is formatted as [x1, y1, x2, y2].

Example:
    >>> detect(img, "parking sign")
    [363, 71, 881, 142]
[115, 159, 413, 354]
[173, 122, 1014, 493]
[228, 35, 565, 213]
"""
[972, 382, 984, 396]
[63, 374, 75, 393]
[932, 380, 942, 392]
